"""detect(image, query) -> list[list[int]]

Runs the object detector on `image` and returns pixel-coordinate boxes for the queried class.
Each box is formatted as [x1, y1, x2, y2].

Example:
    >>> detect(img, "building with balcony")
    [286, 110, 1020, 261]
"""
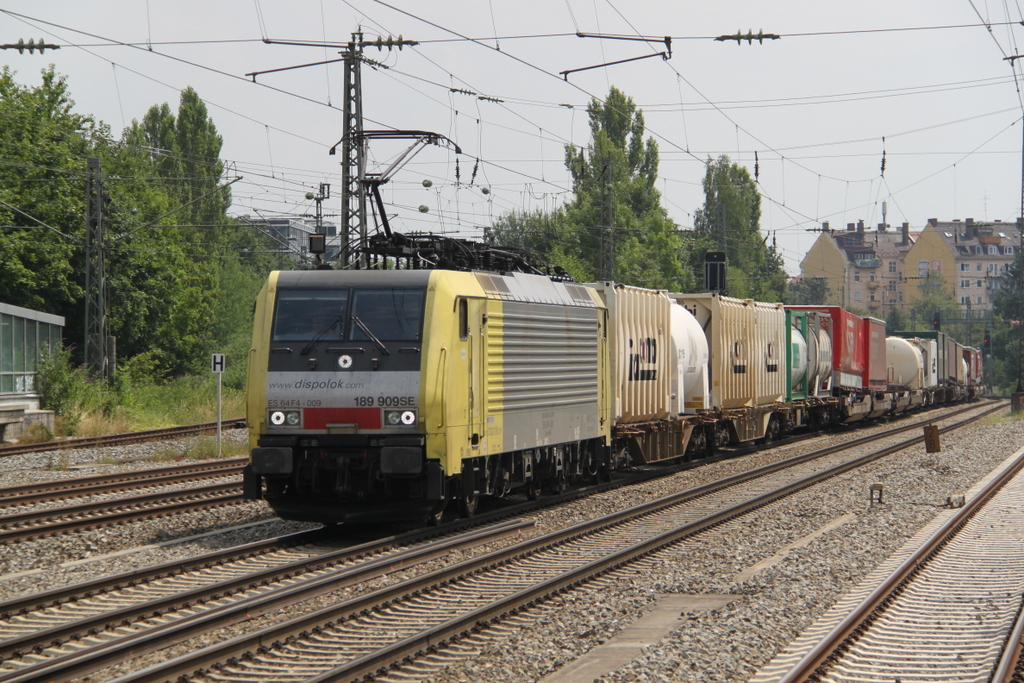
[800, 219, 916, 314]
[902, 218, 1020, 313]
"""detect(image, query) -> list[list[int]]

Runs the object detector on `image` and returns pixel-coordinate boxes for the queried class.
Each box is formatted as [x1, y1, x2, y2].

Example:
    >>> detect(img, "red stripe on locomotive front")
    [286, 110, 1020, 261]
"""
[303, 407, 382, 430]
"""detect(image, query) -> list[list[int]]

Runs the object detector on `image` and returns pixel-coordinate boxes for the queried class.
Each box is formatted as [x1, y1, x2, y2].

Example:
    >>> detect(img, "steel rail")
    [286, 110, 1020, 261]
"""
[0, 419, 246, 458]
[0, 460, 245, 508]
[462, 400, 1004, 531]
[992, 581, 1024, 682]
[102, 402, 1006, 683]
[0, 482, 242, 544]
[0, 499, 539, 620]
[777, 421, 1024, 682]
[0, 520, 534, 683]
[0, 527, 326, 617]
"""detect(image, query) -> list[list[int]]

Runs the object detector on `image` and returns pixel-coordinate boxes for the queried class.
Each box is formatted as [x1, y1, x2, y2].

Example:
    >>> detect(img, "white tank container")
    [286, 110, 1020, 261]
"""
[904, 338, 938, 389]
[807, 313, 833, 396]
[791, 326, 808, 391]
[887, 336, 924, 389]
[670, 303, 709, 414]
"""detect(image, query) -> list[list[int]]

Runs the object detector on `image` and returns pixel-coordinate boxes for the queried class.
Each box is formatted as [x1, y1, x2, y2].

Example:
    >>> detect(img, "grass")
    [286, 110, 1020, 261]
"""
[41, 372, 247, 438]
[122, 376, 246, 430]
[18, 422, 53, 444]
[48, 450, 72, 471]
[151, 435, 249, 462]
[982, 408, 1024, 425]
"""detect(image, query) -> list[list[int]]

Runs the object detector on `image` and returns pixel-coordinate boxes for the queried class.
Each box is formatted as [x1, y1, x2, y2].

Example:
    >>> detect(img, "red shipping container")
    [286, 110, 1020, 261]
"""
[786, 306, 867, 391]
[963, 347, 981, 386]
[865, 317, 888, 392]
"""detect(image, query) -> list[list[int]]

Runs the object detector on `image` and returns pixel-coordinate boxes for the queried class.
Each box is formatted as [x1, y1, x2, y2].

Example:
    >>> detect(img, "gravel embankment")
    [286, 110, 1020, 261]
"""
[427, 408, 1024, 683]
[1, 405, 1018, 683]
[0, 430, 315, 596]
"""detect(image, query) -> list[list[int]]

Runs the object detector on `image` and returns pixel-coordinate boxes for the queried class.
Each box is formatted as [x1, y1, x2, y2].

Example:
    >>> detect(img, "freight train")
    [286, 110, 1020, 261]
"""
[243, 266, 984, 525]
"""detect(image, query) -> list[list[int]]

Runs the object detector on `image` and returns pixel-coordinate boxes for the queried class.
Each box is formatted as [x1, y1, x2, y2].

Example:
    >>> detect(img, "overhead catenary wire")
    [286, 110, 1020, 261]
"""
[6, 3, 1024, 270]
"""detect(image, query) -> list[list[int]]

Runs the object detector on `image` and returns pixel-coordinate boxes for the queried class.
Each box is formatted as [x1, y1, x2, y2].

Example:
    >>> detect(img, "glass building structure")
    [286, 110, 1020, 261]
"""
[0, 303, 64, 407]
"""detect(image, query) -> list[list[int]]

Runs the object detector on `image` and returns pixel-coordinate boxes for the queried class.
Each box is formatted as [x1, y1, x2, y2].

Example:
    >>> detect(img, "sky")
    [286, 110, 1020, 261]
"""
[3, 1, 1024, 276]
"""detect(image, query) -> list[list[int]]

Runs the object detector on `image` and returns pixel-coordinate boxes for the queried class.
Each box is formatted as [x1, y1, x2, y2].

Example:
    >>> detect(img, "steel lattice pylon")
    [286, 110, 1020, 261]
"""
[340, 33, 367, 268]
[84, 157, 108, 379]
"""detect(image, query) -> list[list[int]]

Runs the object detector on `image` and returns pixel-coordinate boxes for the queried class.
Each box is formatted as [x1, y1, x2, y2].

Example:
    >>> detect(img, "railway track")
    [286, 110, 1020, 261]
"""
[0, 520, 533, 683]
[752, 420, 1024, 683]
[0, 480, 244, 545]
[0, 419, 246, 458]
[0, 402, 976, 549]
[0, 401, 999, 683]
[0, 458, 247, 510]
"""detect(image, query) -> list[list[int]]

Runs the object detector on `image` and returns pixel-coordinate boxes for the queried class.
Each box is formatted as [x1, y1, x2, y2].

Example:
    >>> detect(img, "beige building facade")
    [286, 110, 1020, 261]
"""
[800, 217, 1020, 317]
[800, 220, 915, 316]
[903, 218, 1019, 312]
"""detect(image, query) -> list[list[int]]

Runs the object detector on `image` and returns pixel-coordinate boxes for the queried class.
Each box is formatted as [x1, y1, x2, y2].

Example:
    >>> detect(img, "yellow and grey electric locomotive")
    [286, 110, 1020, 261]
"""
[244, 268, 612, 524]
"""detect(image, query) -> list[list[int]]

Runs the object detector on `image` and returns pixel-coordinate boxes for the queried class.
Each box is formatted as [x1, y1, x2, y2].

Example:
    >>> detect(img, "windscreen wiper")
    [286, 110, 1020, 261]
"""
[299, 315, 342, 356]
[352, 316, 391, 356]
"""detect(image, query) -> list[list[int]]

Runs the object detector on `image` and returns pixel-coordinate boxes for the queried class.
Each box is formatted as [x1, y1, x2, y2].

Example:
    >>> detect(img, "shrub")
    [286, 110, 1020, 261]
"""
[35, 344, 84, 420]
[18, 422, 53, 444]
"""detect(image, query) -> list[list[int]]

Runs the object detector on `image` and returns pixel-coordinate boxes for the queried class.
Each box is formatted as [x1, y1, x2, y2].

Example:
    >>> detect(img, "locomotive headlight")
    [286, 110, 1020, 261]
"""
[269, 410, 301, 428]
[384, 409, 416, 426]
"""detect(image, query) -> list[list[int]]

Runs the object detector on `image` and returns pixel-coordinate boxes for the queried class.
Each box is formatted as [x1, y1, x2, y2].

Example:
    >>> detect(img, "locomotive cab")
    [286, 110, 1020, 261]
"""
[245, 270, 441, 524]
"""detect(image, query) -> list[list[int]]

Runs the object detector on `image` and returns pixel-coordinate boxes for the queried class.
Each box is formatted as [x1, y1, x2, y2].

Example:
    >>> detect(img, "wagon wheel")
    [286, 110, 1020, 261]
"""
[764, 415, 781, 442]
[426, 501, 447, 526]
[715, 422, 731, 448]
[686, 426, 709, 459]
[458, 475, 479, 518]
[524, 476, 540, 501]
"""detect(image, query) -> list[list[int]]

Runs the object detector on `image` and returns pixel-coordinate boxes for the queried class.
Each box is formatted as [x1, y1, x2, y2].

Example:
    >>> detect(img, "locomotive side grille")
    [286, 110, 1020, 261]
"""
[487, 303, 599, 411]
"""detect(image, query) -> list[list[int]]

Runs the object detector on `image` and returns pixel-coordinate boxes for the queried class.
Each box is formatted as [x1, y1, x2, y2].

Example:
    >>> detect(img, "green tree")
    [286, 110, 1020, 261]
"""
[119, 87, 280, 376]
[785, 276, 830, 305]
[490, 87, 694, 290]
[126, 87, 231, 228]
[991, 256, 1024, 392]
[691, 155, 787, 300]
[884, 305, 909, 333]
[561, 87, 693, 290]
[0, 67, 88, 318]
[0, 69, 280, 379]
[907, 272, 958, 331]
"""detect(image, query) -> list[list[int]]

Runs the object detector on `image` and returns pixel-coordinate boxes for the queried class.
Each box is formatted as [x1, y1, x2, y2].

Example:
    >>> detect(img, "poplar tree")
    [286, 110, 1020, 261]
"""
[489, 86, 695, 291]
[692, 155, 787, 300]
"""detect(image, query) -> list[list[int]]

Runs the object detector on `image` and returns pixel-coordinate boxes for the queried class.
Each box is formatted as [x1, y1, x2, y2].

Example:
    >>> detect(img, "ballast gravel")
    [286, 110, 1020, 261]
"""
[427, 409, 1024, 683]
[0, 405, 1019, 683]
[0, 430, 316, 593]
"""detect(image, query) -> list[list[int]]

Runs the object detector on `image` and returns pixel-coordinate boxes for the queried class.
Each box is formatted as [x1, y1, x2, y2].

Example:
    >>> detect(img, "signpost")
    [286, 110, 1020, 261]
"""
[211, 353, 225, 457]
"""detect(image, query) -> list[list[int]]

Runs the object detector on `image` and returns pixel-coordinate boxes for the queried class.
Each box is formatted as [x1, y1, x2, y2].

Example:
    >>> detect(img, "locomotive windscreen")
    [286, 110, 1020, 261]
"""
[272, 290, 349, 341]
[271, 287, 425, 343]
[348, 289, 425, 341]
